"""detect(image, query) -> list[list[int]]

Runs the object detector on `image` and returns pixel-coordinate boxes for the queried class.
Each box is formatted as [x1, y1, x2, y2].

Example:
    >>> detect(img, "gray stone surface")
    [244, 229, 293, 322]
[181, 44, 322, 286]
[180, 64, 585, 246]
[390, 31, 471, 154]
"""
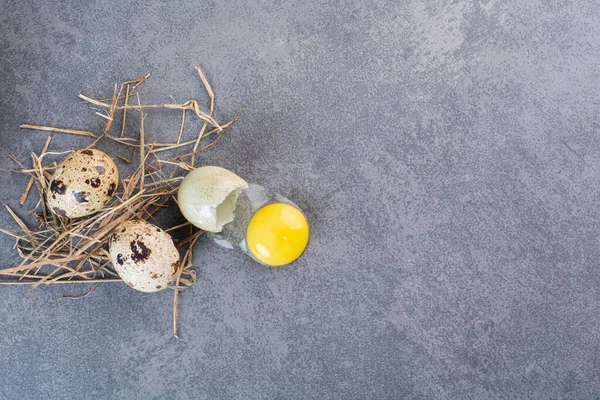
[1, 0, 600, 398]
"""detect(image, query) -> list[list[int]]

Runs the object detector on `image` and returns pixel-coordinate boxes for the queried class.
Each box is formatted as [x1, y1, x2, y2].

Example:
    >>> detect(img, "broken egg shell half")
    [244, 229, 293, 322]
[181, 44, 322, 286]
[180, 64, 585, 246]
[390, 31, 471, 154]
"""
[109, 220, 179, 293]
[47, 149, 118, 218]
[177, 166, 248, 233]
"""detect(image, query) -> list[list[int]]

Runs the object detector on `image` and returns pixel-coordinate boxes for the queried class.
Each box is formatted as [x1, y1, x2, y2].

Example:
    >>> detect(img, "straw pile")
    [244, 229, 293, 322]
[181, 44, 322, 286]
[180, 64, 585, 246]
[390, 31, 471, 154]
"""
[0, 68, 240, 336]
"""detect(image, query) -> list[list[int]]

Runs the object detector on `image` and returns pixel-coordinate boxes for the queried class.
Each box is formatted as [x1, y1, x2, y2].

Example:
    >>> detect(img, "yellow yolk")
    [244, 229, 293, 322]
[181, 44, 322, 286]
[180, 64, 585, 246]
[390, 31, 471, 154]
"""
[246, 203, 309, 266]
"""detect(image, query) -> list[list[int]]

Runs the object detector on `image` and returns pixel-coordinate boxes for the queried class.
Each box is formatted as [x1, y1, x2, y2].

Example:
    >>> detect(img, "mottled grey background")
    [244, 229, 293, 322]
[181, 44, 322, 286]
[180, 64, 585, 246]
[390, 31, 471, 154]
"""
[1, 0, 600, 399]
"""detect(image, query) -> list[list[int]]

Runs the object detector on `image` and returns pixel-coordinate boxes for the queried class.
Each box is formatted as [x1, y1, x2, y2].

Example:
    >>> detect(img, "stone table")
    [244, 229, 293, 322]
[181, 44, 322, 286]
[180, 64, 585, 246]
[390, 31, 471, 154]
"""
[1, 1, 599, 398]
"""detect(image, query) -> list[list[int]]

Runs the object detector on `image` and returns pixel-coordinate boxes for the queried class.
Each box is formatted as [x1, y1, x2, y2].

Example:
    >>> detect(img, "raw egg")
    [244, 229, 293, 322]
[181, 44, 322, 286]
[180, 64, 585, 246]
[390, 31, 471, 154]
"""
[245, 203, 309, 267]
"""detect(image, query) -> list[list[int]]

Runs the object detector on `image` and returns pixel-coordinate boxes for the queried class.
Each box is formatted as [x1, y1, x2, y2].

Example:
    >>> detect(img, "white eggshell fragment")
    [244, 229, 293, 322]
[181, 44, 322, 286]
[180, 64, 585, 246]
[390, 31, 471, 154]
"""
[177, 166, 248, 232]
[47, 149, 118, 218]
[109, 220, 179, 293]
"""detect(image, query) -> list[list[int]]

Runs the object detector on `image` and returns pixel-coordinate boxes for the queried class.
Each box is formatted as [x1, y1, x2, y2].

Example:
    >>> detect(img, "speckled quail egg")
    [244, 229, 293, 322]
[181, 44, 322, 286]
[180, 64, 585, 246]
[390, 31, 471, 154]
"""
[177, 166, 248, 232]
[109, 220, 180, 293]
[47, 149, 118, 218]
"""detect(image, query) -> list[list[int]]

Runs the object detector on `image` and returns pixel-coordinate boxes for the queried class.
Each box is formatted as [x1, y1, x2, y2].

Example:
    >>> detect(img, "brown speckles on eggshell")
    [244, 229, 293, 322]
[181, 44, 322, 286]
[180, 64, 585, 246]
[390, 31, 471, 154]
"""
[130, 240, 151, 263]
[116, 254, 125, 265]
[50, 180, 67, 195]
[107, 182, 116, 197]
[52, 207, 66, 216]
[90, 177, 101, 188]
[81, 149, 94, 156]
[73, 191, 88, 203]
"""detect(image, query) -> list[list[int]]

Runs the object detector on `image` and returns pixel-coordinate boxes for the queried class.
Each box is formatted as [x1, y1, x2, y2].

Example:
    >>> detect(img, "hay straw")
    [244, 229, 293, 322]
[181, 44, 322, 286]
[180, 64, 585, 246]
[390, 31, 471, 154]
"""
[20, 124, 95, 137]
[177, 110, 186, 144]
[0, 68, 240, 336]
[191, 67, 214, 167]
[57, 282, 100, 301]
[20, 136, 52, 205]
[120, 84, 131, 138]
[0, 278, 122, 285]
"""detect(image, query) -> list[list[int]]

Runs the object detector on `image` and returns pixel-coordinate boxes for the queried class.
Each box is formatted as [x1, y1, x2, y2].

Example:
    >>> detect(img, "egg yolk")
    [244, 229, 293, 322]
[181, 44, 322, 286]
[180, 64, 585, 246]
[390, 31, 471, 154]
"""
[246, 203, 309, 267]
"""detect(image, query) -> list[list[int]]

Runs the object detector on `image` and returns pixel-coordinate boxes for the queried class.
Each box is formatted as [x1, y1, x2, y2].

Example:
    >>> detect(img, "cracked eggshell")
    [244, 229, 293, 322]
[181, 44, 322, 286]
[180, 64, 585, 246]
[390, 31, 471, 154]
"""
[177, 166, 248, 232]
[47, 149, 118, 218]
[109, 220, 179, 293]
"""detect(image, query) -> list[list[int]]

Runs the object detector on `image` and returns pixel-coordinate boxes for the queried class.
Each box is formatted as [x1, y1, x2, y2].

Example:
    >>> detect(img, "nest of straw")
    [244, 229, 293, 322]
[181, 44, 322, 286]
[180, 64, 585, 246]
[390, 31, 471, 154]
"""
[0, 68, 239, 336]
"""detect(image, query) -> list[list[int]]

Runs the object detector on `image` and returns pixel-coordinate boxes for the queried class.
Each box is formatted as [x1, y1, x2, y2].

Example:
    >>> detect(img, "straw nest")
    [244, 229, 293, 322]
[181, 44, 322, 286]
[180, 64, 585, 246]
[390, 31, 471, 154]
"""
[0, 68, 240, 337]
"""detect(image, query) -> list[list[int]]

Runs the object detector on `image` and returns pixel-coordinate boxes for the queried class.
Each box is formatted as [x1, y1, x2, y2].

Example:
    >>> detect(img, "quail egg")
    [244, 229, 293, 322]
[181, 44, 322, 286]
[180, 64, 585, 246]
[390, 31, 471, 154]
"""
[177, 166, 248, 232]
[109, 220, 179, 293]
[208, 183, 310, 267]
[47, 149, 118, 218]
